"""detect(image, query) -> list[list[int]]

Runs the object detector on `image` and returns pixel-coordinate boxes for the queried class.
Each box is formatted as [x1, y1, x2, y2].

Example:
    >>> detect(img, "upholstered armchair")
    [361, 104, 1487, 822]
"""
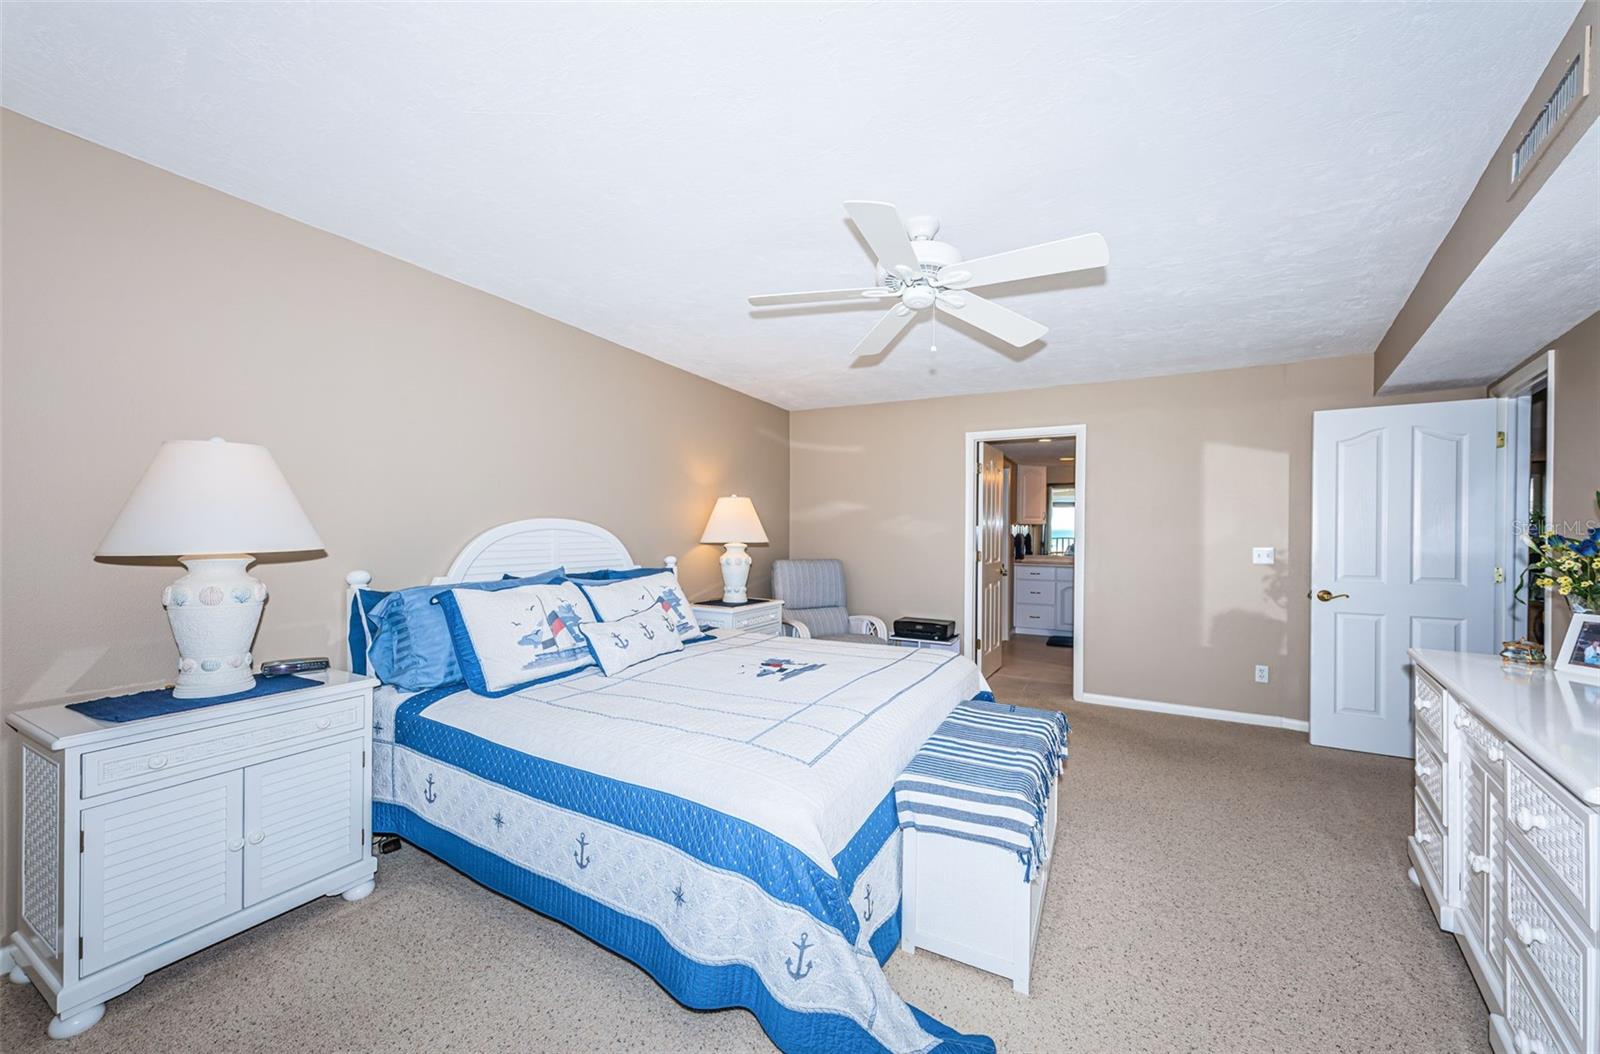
[771, 559, 888, 644]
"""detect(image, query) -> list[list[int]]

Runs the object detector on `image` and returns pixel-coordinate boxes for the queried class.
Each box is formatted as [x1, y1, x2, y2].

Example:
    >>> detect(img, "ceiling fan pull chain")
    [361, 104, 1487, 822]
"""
[930, 300, 938, 354]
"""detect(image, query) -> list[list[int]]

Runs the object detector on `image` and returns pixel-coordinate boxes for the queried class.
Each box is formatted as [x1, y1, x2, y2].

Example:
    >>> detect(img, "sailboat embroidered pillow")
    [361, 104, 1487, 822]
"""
[435, 581, 597, 696]
[585, 607, 683, 676]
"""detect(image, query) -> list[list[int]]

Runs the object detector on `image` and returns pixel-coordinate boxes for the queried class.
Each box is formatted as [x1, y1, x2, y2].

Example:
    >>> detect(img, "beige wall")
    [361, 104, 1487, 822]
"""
[1549, 312, 1600, 647]
[0, 112, 789, 928]
[1375, 1, 1598, 388]
[791, 356, 1481, 722]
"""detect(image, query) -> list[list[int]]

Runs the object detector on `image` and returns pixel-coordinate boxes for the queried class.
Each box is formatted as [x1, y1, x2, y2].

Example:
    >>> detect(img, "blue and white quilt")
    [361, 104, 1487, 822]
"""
[371, 629, 992, 1053]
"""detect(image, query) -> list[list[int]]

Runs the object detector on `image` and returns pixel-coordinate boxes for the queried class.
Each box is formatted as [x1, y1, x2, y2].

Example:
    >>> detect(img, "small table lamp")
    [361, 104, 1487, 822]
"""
[701, 494, 768, 604]
[96, 438, 324, 698]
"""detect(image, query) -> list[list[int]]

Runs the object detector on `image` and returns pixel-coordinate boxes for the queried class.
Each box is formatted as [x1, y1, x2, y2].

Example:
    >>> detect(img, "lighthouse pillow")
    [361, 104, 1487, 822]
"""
[575, 571, 704, 643]
[435, 581, 598, 696]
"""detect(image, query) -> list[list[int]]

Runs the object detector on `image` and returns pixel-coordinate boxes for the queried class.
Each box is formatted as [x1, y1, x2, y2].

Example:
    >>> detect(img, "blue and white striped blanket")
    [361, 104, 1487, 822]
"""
[894, 692, 1069, 881]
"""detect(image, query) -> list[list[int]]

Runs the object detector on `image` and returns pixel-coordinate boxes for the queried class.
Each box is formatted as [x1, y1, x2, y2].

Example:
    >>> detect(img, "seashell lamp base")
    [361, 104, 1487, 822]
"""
[163, 556, 268, 698]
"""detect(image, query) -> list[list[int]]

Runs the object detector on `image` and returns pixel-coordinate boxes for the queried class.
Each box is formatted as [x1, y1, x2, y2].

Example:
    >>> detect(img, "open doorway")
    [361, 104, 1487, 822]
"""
[1492, 351, 1554, 648]
[963, 425, 1086, 697]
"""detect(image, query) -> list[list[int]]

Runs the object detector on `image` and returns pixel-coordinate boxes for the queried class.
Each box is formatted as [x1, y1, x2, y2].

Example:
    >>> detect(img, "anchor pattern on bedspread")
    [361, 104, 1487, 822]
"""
[786, 932, 815, 980]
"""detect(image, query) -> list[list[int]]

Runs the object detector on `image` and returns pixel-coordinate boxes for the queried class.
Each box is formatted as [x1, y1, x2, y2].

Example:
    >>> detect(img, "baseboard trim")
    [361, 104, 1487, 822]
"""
[1076, 691, 1310, 733]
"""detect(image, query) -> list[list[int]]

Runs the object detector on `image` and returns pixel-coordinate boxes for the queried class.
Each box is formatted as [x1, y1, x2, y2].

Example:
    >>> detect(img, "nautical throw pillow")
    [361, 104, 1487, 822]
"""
[576, 571, 702, 642]
[585, 606, 684, 676]
[435, 581, 598, 696]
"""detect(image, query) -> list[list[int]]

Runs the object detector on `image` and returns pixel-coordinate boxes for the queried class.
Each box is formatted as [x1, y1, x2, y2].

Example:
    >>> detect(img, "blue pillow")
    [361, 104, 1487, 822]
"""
[346, 588, 391, 676]
[567, 566, 669, 582]
[365, 568, 568, 690]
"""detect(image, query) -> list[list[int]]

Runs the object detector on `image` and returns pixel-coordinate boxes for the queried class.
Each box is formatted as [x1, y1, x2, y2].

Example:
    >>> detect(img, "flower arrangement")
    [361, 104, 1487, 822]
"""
[1524, 491, 1600, 614]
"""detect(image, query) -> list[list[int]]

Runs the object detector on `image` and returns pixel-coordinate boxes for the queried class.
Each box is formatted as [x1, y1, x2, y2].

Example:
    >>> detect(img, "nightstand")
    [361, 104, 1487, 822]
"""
[2, 671, 378, 1039]
[887, 633, 962, 655]
[693, 597, 784, 637]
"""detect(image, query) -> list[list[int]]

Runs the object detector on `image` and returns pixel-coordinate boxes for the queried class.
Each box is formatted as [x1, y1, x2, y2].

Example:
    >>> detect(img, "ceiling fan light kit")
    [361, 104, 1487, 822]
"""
[749, 200, 1107, 363]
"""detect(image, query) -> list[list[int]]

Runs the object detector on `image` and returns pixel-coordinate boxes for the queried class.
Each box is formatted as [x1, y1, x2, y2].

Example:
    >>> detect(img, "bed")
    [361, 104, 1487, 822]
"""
[346, 519, 994, 1054]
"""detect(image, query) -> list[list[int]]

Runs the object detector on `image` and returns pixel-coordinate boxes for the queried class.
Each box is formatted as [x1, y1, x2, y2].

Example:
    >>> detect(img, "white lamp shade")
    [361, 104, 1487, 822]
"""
[700, 494, 768, 545]
[97, 438, 324, 557]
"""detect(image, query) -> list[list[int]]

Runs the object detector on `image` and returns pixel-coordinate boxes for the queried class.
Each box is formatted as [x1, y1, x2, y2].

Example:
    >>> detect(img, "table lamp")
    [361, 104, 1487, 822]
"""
[700, 495, 768, 604]
[97, 438, 324, 698]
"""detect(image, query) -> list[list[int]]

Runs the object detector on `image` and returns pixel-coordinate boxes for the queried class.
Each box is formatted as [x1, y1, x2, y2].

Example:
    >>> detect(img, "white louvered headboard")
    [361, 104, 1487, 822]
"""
[434, 518, 641, 583]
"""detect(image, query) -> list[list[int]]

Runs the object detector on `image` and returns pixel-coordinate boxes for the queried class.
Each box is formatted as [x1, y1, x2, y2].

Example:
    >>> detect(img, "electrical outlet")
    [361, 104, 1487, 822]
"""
[1254, 665, 1270, 684]
[1252, 547, 1275, 565]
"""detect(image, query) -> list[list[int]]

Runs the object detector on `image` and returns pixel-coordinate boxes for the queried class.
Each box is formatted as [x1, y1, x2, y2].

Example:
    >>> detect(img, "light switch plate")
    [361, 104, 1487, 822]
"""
[1252, 547, 1275, 565]
[1254, 665, 1270, 684]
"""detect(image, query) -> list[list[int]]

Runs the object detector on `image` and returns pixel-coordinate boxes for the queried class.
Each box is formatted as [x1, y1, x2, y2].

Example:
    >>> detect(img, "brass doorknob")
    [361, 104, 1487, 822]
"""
[1315, 589, 1350, 602]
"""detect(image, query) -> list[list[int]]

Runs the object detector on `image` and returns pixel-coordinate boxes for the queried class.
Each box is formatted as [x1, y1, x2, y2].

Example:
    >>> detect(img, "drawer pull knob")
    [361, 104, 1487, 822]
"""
[1468, 853, 1489, 875]
[316, 717, 332, 730]
[247, 831, 265, 846]
[1413, 695, 1434, 712]
[1414, 830, 1434, 846]
[1453, 713, 1470, 730]
[1486, 745, 1503, 763]
[1514, 920, 1547, 947]
[1414, 762, 1433, 779]
[227, 838, 244, 853]
[1513, 1030, 1546, 1054]
[147, 755, 169, 770]
[1514, 808, 1549, 833]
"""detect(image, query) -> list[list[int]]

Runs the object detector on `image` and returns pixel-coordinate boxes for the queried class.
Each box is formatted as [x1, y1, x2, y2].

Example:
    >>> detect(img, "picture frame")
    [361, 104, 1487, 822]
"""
[1554, 613, 1600, 681]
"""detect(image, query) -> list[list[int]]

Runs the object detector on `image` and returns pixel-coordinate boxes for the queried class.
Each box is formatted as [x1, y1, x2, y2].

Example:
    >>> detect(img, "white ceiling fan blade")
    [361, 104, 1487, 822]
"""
[843, 201, 920, 275]
[939, 233, 1108, 290]
[748, 287, 875, 306]
[941, 292, 1048, 347]
[850, 304, 918, 361]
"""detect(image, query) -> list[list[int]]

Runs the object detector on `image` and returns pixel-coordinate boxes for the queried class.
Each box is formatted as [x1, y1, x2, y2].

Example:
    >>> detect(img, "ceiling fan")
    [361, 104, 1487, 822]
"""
[748, 201, 1108, 361]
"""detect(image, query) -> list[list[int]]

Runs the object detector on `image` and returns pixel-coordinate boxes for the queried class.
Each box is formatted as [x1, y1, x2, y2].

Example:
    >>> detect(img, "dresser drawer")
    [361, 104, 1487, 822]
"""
[1451, 701, 1506, 767]
[1015, 583, 1053, 605]
[1507, 750, 1599, 929]
[1414, 790, 1445, 893]
[1413, 669, 1445, 746]
[730, 608, 781, 632]
[1506, 947, 1581, 1054]
[1013, 604, 1055, 631]
[81, 694, 366, 798]
[1506, 846, 1596, 1046]
[1014, 565, 1056, 582]
[1414, 730, 1446, 822]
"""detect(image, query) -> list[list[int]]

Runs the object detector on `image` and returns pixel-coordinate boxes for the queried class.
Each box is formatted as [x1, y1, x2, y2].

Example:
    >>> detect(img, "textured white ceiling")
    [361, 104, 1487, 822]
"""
[1383, 121, 1600, 392]
[0, 2, 1579, 410]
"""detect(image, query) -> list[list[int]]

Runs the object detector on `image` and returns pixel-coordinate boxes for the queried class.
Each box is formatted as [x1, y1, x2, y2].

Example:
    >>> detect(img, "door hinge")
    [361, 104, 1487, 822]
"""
[1495, 567, 1505, 584]
[1496, 431, 1506, 449]
[79, 830, 85, 854]
[361, 749, 366, 769]
[78, 937, 83, 960]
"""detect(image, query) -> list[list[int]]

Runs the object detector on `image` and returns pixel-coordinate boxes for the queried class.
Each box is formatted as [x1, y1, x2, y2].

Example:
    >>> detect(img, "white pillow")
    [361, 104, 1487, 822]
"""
[436, 581, 597, 696]
[577, 571, 702, 642]
[586, 606, 684, 676]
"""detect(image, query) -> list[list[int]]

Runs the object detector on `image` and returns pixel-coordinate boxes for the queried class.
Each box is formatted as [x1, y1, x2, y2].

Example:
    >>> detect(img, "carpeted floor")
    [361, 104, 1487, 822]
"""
[2, 667, 1491, 1053]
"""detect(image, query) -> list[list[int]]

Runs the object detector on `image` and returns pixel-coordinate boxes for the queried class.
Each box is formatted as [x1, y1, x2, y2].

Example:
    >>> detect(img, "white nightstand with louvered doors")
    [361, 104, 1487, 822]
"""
[2, 671, 378, 1039]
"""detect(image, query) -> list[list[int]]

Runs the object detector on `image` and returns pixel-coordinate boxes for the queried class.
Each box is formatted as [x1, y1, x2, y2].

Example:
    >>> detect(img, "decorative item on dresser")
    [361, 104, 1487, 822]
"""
[1407, 648, 1600, 1054]
[691, 596, 784, 637]
[2, 672, 378, 1039]
[700, 494, 768, 604]
[94, 437, 324, 698]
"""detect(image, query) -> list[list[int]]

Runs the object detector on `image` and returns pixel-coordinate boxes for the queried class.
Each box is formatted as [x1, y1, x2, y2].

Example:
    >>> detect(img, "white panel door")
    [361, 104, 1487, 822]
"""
[1310, 400, 1497, 756]
[243, 739, 365, 905]
[977, 443, 1007, 677]
[79, 771, 243, 975]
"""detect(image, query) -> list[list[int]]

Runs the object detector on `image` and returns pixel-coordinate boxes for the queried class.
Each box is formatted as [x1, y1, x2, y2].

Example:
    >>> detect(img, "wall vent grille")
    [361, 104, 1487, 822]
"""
[1510, 34, 1590, 191]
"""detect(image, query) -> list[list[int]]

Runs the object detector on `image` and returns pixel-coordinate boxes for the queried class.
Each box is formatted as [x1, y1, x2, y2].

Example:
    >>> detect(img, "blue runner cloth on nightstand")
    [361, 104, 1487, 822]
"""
[66, 674, 321, 723]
